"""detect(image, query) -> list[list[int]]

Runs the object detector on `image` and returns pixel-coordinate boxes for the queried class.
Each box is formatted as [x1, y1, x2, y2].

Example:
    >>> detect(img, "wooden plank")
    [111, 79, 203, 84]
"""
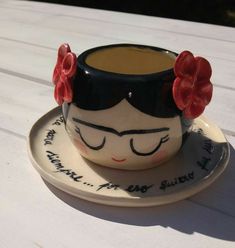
[42, 16, 235, 61]
[0, 130, 235, 247]
[0, 39, 55, 82]
[205, 86, 235, 134]
[0, 4, 234, 90]
[0, 0, 234, 42]
[0, 6, 234, 62]
[0, 31, 120, 83]
[0, 21, 234, 90]
[0, 72, 55, 136]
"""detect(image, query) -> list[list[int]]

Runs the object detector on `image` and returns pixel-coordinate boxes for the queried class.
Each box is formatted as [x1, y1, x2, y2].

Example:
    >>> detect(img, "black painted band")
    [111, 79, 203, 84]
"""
[71, 44, 180, 118]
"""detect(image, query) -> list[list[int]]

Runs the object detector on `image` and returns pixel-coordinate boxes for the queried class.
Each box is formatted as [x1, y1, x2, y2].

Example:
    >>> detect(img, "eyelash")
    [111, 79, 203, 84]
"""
[130, 134, 169, 156]
[75, 126, 169, 156]
[75, 127, 106, 150]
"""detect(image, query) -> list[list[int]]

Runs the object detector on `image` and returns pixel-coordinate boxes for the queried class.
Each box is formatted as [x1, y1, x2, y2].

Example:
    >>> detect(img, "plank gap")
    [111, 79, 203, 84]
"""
[0, 127, 26, 140]
[0, 67, 51, 87]
[187, 198, 235, 219]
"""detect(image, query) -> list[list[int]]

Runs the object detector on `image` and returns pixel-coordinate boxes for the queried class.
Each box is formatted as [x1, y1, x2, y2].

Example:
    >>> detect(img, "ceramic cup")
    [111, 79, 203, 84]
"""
[52, 43, 213, 170]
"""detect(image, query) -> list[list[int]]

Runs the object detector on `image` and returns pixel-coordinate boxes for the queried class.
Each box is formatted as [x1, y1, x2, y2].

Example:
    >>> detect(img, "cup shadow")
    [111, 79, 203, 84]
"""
[43, 144, 235, 241]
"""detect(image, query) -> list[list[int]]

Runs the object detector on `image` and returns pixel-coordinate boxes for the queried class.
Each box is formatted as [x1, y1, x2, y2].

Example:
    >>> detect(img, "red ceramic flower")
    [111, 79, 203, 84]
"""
[52, 43, 77, 105]
[172, 51, 213, 119]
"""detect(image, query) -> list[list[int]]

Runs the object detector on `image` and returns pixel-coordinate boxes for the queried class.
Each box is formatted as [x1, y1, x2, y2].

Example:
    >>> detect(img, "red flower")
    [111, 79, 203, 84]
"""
[52, 43, 77, 105]
[172, 51, 213, 119]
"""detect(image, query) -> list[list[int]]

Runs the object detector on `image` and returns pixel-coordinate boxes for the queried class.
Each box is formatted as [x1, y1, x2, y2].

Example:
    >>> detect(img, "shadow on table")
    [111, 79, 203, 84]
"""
[44, 143, 235, 241]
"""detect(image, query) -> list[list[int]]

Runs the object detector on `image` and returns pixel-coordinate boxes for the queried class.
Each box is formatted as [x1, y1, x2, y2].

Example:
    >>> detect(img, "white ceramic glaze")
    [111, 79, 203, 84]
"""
[65, 100, 183, 170]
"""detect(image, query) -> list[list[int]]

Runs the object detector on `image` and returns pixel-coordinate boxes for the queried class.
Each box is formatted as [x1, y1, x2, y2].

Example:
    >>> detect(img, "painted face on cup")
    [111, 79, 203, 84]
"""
[65, 100, 183, 170]
[53, 44, 213, 170]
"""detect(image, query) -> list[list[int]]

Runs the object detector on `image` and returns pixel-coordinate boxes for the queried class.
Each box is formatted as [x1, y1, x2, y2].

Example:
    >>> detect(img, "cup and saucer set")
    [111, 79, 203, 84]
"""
[28, 43, 230, 207]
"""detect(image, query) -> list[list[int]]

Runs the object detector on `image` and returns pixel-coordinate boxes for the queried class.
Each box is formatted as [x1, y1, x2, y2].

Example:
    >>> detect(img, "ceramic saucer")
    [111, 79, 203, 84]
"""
[27, 107, 230, 207]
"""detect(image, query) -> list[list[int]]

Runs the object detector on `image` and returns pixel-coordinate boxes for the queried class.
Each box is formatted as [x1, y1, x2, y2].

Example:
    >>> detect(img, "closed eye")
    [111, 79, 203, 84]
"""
[130, 134, 169, 156]
[75, 127, 106, 150]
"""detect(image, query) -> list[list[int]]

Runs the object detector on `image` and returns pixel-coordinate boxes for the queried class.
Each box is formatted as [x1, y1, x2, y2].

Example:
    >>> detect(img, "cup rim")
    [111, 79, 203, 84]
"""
[77, 43, 178, 78]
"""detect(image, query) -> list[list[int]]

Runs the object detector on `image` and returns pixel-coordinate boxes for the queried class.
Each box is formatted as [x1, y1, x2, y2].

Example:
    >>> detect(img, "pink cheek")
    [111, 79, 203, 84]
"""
[73, 138, 88, 155]
[151, 150, 167, 164]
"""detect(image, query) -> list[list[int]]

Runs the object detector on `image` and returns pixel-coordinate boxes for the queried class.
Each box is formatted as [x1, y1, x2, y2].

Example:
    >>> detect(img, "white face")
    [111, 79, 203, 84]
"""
[65, 100, 183, 170]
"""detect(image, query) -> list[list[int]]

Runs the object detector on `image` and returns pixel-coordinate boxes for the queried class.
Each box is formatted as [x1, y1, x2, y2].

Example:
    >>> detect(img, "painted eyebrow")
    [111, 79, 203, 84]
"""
[72, 117, 169, 137]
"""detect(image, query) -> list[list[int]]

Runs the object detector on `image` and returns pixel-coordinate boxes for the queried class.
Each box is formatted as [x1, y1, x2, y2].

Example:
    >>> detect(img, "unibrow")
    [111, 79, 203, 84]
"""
[72, 117, 169, 137]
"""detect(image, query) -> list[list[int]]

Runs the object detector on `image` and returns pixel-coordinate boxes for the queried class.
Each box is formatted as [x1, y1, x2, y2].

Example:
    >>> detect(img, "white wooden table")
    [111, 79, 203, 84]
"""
[0, 1, 235, 247]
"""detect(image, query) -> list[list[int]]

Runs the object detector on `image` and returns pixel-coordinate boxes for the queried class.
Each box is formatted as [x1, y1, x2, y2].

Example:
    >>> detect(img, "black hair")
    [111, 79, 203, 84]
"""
[72, 44, 182, 118]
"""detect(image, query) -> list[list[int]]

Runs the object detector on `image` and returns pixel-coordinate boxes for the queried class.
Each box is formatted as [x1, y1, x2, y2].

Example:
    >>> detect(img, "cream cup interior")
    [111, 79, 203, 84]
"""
[85, 46, 176, 75]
